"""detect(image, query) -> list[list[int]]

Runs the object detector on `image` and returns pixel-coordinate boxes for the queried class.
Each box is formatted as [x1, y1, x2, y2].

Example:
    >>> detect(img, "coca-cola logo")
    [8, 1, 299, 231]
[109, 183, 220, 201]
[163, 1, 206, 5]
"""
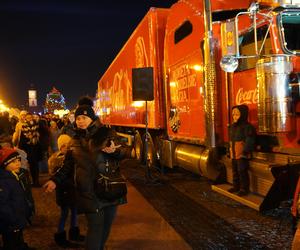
[236, 88, 258, 105]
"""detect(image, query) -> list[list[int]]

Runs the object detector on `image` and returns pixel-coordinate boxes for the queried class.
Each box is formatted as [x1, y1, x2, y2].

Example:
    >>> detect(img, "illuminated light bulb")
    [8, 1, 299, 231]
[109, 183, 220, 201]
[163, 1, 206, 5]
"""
[169, 81, 176, 87]
[132, 101, 144, 108]
[200, 87, 203, 94]
[193, 65, 203, 71]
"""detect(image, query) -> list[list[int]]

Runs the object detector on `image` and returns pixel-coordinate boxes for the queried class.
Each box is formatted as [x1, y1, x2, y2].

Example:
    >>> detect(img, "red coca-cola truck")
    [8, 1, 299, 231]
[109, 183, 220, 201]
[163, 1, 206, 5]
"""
[97, 0, 300, 211]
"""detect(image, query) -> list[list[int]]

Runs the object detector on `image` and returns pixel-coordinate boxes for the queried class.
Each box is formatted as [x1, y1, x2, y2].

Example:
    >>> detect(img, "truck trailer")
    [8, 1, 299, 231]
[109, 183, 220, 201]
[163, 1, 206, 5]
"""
[97, 0, 300, 211]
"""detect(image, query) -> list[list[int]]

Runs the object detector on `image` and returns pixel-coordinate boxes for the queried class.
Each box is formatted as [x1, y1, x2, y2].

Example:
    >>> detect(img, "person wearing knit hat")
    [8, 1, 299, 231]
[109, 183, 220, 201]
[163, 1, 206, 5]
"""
[48, 133, 83, 248]
[0, 147, 35, 249]
[57, 134, 72, 152]
[44, 96, 131, 250]
[74, 96, 97, 122]
[0, 147, 21, 169]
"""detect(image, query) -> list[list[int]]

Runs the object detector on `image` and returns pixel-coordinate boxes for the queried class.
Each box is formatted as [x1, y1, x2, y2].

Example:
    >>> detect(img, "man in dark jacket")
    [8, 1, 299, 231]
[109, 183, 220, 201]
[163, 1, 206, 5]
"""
[44, 97, 129, 250]
[228, 104, 256, 196]
[17, 113, 41, 187]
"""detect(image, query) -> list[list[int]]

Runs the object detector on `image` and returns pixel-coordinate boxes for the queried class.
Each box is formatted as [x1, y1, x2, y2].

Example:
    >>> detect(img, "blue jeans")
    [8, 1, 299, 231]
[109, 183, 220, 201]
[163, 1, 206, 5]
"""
[85, 205, 117, 250]
[57, 206, 78, 232]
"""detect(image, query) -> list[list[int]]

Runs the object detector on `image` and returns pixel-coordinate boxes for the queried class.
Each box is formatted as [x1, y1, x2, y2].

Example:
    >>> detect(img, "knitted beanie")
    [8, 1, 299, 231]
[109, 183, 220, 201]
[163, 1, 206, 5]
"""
[0, 147, 21, 168]
[57, 134, 72, 151]
[75, 96, 96, 120]
[19, 110, 27, 117]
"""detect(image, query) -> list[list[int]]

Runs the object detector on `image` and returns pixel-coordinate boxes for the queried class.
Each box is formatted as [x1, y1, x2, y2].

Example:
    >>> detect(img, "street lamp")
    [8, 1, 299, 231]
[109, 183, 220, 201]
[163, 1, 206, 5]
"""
[0, 99, 9, 112]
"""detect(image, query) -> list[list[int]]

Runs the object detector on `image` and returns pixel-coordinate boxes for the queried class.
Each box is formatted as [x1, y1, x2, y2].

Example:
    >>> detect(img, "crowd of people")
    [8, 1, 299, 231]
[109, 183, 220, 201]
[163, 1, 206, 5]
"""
[2, 97, 300, 249]
[0, 96, 130, 250]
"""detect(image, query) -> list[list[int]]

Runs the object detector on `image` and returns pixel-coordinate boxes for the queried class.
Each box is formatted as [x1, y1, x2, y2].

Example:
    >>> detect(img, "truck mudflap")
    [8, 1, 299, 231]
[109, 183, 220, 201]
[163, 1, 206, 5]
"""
[212, 156, 300, 211]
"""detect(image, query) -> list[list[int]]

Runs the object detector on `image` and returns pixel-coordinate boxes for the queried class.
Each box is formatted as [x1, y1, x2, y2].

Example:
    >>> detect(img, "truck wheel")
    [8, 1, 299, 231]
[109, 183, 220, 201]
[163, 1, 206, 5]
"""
[134, 131, 143, 162]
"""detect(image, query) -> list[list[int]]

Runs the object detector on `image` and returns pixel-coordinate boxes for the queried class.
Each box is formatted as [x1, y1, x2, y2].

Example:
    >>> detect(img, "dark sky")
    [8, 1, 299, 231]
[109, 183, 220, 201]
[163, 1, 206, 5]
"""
[0, 0, 176, 110]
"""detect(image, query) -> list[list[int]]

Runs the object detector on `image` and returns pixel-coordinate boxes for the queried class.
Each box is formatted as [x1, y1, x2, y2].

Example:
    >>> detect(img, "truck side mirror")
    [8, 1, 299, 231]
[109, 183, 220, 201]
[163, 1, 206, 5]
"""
[220, 56, 239, 72]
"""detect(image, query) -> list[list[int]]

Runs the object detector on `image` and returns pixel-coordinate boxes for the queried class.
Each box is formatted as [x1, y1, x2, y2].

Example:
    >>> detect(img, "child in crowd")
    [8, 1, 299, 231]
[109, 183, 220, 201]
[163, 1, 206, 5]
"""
[0, 135, 29, 171]
[48, 134, 83, 248]
[228, 104, 256, 196]
[0, 147, 35, 250]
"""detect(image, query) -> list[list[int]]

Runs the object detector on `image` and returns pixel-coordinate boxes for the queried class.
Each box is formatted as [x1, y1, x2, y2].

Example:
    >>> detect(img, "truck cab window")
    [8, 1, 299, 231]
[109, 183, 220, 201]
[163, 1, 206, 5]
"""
[237, 25, 272, 71]
[174, 20, 193, 44]
[280, 12, 300, 54]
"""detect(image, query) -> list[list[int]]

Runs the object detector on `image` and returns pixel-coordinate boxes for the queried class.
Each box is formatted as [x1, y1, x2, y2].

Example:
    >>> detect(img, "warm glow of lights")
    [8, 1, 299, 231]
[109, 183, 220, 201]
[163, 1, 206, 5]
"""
[132, 101, 145, 107]
[28, 90, 36, 99]
[169, 81, 176, 87]
[0, 99, 9, 112]
[54, 109, 69, 118]
[193, 65, 203, 71]
[257, 0, 300, 6]
[200, 87, 203, 95]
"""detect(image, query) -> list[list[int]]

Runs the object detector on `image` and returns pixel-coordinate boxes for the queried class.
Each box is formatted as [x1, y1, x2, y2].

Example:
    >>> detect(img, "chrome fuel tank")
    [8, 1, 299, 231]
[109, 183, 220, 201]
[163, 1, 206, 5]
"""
[256, 55, 293, 133]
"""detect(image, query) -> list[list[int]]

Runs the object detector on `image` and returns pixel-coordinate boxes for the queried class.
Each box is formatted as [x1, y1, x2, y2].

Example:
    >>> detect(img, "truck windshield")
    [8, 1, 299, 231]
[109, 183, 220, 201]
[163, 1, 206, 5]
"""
[280, 11, 300, 54]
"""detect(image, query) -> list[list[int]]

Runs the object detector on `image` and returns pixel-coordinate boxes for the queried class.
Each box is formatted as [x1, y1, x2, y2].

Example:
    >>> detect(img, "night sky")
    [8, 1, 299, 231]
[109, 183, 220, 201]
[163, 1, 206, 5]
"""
[0, 0, 176, 110]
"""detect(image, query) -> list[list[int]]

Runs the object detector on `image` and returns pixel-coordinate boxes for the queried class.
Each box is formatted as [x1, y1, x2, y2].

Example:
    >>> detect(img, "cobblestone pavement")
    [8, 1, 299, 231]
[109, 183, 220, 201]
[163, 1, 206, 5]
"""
[1, 159, 294, 249]
[122, 159, 294, 250]
[23, 174, 87, 250]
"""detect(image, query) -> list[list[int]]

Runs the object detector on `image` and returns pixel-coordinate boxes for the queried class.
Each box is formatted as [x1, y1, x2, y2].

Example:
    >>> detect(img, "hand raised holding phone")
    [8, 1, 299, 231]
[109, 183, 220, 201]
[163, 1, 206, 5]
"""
[102, 140, 121, 154]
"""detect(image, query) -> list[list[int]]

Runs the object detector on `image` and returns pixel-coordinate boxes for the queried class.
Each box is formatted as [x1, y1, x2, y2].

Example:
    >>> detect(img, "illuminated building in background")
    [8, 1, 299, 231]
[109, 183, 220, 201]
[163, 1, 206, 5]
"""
[28, 88, 37, 108]
[44, 87, 66, 113]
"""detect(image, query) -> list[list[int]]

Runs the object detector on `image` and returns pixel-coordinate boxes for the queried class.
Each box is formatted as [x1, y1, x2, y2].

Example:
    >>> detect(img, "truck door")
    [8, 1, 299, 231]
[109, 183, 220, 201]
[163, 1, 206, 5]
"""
[165, 6, 206, 142]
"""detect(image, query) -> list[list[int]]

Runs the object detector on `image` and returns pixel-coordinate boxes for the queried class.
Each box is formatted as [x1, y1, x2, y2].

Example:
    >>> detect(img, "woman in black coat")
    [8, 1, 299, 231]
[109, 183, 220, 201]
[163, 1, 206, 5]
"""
[44, 97, 129, 250]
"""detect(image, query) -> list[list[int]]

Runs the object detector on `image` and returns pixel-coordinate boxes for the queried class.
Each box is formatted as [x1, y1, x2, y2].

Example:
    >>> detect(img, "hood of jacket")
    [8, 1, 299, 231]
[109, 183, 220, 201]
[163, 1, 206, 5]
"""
[232, 104, 249, 125]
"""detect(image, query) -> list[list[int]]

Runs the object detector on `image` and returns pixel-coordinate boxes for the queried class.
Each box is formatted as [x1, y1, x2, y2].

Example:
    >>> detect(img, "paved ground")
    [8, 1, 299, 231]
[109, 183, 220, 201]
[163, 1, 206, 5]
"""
[0, 159, 295, 249]
[123, 159, 294, 249]
[2, 160, 191, 250]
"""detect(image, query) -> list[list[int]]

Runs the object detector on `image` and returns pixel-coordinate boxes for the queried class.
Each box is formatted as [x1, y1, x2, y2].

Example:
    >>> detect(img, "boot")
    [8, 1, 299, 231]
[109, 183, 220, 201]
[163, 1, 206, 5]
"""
[54, 231, 80, 248]
[3, 230, 24, 249]
[237, 189, 249, 197]
[22, 242, 37, 250]
[228, 187, 239, 193]
[69, 227, 85, 242]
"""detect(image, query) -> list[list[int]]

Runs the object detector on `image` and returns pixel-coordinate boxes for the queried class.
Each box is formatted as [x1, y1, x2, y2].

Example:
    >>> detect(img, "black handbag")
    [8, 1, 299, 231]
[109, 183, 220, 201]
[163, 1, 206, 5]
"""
[94, 160, 127, 201]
